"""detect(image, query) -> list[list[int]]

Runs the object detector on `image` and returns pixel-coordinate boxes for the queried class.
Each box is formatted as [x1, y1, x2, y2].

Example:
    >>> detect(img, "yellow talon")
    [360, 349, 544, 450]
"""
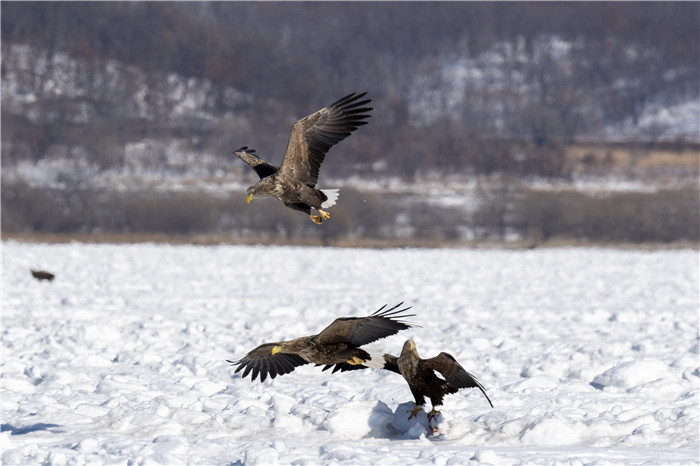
[310, 215, 322, 224]
[346, 356, 365, 365]
[319, 209, 331, 220]
[427, 408, 441, 419]
[408, 404, 423, 420]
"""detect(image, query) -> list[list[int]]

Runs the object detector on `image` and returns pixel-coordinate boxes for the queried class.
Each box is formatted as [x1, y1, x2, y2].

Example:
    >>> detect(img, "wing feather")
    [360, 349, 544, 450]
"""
[278, 92, 372, 187]
[423, 352, 494, 407]
[313, 302, 415, 346]
[228, 342, 308, 382]
[320, 362, 366, 374]
[233, 146, 278, 179]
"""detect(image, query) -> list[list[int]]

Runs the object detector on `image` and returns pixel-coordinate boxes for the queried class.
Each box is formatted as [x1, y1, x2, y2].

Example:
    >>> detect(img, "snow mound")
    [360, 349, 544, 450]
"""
[591, 359, 677, 390]
[324, 401, 393, 438]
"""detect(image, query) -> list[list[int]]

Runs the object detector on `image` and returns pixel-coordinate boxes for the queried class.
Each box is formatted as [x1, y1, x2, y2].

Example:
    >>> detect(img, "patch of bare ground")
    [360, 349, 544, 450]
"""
[566, 141, 699, 178]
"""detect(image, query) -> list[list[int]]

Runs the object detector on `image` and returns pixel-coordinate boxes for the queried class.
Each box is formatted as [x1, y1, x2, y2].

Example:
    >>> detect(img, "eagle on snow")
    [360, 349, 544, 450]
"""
[234, 92, 372, 224]
[391, 339, 493, 421]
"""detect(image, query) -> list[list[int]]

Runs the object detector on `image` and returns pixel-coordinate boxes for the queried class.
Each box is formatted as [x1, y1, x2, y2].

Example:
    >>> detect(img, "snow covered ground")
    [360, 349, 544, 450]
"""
[2, 242, 698, 464]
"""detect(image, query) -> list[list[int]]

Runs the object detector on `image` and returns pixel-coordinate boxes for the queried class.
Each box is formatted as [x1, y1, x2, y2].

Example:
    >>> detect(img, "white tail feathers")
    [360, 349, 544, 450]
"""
[362, 348, 387, 369]
[321, 189, 340, 208]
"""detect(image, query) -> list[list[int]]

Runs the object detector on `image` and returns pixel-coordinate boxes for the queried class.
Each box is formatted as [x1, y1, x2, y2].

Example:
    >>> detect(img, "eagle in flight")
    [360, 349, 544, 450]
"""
[229, 303, 413, 382]
[233, 92, 372, 224]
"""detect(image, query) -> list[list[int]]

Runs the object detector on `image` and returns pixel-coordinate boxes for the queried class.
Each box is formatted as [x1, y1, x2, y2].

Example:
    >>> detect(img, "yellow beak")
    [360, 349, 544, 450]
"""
[409, 341, 415, 351]
[246, 194, 253, 204]
[271, 345, 281, 355]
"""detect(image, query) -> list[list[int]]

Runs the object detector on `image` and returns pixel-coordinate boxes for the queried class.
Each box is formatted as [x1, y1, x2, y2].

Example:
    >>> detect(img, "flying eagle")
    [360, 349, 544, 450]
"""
[229, 303, 414, 382]
[392, 339, 493, 420]
[233, 92, 372, 224]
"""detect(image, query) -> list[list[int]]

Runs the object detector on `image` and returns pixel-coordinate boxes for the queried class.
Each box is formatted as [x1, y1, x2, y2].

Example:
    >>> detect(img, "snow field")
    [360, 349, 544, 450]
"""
[1, 242, 698, 464]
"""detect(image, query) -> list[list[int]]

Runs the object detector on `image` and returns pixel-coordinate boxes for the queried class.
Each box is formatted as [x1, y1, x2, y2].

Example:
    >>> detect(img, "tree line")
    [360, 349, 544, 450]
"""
[2, 2, 698, 179]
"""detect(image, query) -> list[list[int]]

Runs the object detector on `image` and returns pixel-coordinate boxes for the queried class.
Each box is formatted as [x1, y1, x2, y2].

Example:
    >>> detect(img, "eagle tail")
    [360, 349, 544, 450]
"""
[361, 347, 388, 369]
[321, 189, 339, 208]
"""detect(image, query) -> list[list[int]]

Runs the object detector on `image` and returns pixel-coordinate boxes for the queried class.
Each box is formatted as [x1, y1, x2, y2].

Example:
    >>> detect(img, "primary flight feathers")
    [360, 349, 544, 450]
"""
[234, 92, 373, 224]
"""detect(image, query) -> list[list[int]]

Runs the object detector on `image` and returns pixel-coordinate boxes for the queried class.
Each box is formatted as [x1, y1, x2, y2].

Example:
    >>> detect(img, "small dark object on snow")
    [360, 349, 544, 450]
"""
[31, 269, 55, 282]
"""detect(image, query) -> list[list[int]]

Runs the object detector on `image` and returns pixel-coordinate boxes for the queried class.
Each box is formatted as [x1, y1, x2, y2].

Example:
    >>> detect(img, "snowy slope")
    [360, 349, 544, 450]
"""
[2, 242, 698, 464]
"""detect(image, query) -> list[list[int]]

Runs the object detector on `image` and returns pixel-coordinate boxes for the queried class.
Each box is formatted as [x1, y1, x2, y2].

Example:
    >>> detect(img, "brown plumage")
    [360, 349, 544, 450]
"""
[229, 303, 414, 382]
[393, 339, 493, 420]
[234, 92, 372, 224]
[31, 269, 55, 281]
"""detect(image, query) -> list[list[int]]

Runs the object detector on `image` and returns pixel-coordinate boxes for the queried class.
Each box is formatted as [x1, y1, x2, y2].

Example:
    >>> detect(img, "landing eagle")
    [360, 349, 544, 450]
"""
[234, 92, 372, 224]
[321, 339, 494, 420]
[393, 339, 493, 420]
[229, 303, 414, 382]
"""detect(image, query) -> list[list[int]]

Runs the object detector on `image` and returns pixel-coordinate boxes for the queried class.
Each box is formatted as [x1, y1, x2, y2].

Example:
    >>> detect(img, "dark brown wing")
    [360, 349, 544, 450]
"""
[233, 146, 278, 179]
[381, 353, 401, 374]
[228, 342, 308, 383]
[278, 92, 372, 188]
[423, 352, 494, 407]
[313, 303, 414, 347]
[322, 353, 400, 374]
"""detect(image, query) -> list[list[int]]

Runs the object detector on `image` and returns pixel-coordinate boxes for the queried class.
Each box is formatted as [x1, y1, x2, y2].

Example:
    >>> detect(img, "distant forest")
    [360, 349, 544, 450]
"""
[3, 2, 698, 178]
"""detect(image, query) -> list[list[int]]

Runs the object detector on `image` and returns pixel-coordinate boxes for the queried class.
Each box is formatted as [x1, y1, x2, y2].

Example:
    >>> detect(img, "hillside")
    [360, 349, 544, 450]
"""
[2, 2, 698, 244]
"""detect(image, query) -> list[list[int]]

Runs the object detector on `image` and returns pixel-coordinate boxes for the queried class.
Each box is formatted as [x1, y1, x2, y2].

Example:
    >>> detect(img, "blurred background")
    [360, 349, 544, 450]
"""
[2, 2, 698, 246]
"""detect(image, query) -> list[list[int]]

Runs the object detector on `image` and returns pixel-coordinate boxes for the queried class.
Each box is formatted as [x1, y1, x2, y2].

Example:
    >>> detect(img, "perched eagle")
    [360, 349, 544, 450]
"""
[234, 92, 372, 224]
[229, 303, 414, 382]
[392, 339, 493, 420]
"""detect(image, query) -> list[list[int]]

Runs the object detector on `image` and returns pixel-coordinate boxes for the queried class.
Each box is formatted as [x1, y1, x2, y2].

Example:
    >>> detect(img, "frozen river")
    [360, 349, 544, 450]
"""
[2, 242, 698, 464]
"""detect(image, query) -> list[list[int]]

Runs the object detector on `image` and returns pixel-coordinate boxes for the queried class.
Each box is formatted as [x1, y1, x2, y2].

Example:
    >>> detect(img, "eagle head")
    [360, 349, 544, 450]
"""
[245, 186, 256, 203]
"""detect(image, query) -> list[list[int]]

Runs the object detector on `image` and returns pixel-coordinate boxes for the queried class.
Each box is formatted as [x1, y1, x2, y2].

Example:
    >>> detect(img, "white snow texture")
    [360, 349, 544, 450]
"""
[2, 242, 698, 464]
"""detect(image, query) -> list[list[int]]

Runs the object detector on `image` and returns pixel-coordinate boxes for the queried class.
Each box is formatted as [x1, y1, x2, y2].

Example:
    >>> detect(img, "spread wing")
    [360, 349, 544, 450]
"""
[233, 146, 278, 179]
[278, 92, 372, 188]
[228, 342, 308, 383]
[313, 302, 414, 346]
[423, 352, 494, 407]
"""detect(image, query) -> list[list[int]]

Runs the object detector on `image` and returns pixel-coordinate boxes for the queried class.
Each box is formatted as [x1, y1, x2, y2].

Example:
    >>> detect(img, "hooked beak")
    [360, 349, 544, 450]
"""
[246, 193, 253, 204]
[271, 345, 281, 355]
[409, 341, 415, 351]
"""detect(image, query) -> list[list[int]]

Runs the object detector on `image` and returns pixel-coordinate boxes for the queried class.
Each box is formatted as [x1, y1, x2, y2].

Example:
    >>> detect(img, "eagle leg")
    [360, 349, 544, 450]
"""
[408, 404, 424, 420]
[318, 209, 331, 220]
[427, 407, 441, 422]
[310, 214, 323, 224]
[346, 356, 365, 365]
